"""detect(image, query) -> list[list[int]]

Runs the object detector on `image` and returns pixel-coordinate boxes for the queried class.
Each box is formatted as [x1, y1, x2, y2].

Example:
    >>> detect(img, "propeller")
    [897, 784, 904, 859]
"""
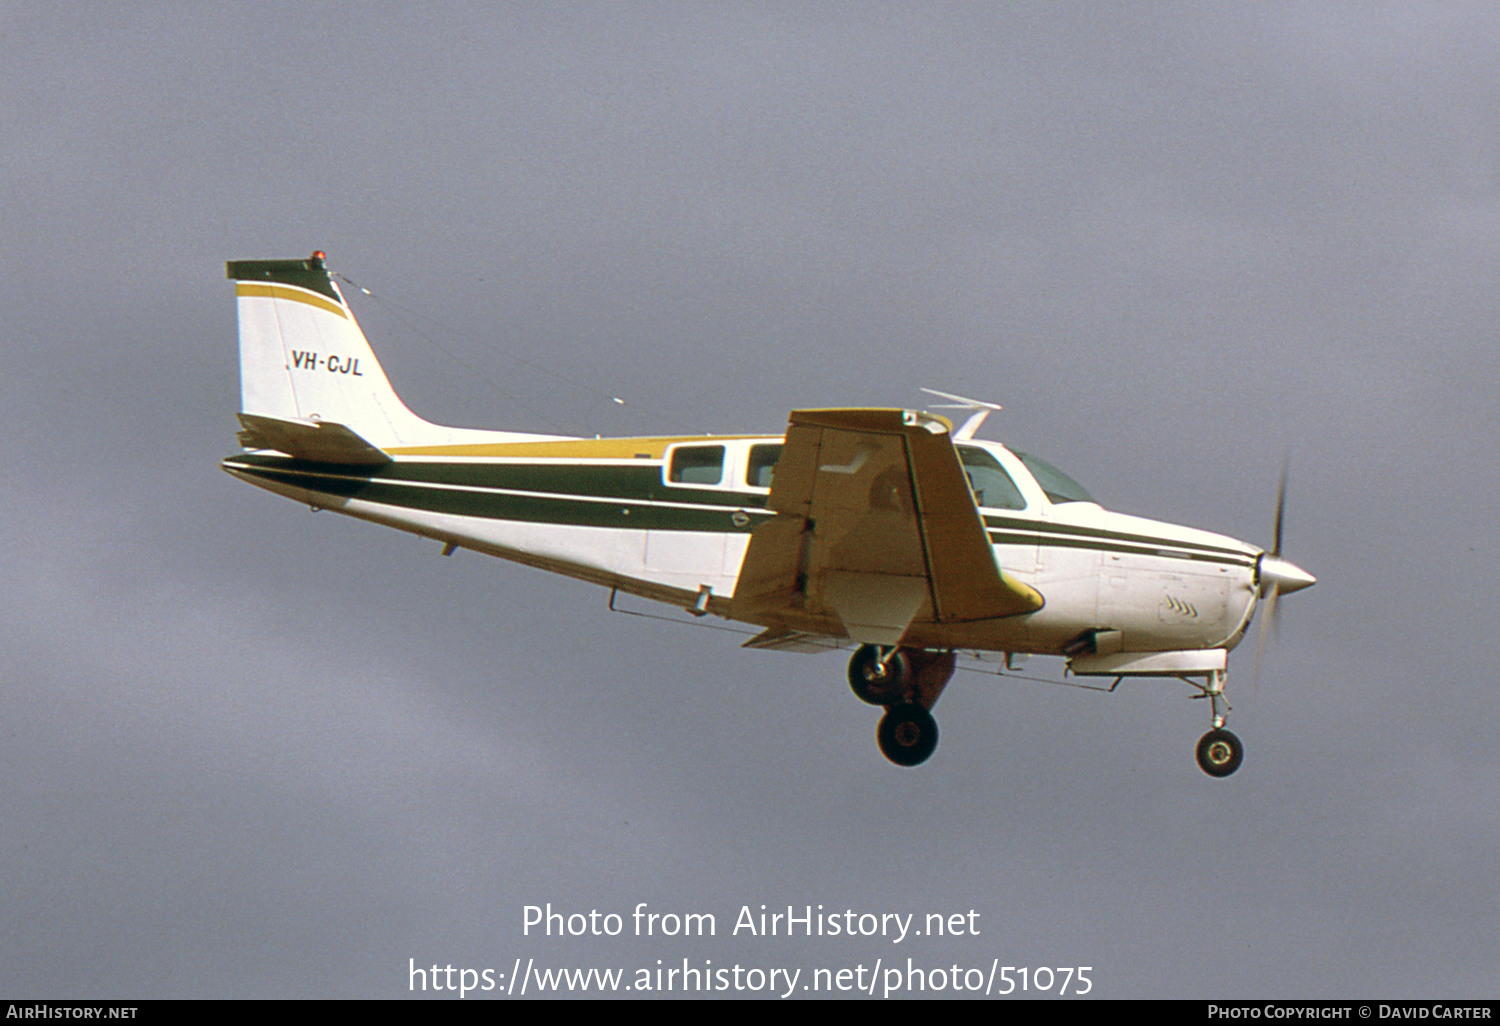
[1251, 460, 1316, 692]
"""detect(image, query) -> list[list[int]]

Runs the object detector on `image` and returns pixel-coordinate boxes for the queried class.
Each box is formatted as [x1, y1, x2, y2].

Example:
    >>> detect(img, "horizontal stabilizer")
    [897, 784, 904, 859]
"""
[236, 413, 392, 465]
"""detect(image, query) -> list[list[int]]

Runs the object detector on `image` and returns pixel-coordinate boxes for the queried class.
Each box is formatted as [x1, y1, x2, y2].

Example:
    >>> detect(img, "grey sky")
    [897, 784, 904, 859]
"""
[3, 2, 1497, 998]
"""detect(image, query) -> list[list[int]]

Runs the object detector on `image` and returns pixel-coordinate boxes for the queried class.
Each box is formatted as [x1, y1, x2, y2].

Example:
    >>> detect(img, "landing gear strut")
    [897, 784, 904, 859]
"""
[1192, 667, 1244, 777]
[847, 645, 955, 767]
[847, 645, 909, 706]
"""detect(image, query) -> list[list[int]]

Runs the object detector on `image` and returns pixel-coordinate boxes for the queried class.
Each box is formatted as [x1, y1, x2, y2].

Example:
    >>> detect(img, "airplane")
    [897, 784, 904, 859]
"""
[222, 252, 1316, 776]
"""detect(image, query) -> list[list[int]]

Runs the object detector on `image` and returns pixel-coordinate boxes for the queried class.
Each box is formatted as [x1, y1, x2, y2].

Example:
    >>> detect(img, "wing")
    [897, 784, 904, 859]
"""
[730, 408, 1042, 645]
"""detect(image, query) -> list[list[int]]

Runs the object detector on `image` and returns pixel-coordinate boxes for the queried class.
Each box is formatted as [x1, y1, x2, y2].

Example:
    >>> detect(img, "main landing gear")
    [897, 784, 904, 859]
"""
[1192, 668, 1244, 778]
[848, 644, 955, 767]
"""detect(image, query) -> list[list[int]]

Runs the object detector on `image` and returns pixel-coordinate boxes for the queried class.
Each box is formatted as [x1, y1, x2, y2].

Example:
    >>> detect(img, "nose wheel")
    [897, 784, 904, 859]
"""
[1188, 668, 1244, 777]
[1195, 728, 1243, 776]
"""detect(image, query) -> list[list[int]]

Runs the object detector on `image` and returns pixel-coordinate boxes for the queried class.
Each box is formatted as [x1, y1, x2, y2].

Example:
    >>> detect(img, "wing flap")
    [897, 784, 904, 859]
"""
[740, 628, 845, 653]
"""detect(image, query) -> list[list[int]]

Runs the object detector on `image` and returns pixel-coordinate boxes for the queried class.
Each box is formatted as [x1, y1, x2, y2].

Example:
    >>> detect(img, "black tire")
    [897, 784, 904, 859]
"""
[877, 702, 939, 767]
[847, 645, 910, 706]
[1195, 728, 1243, 777]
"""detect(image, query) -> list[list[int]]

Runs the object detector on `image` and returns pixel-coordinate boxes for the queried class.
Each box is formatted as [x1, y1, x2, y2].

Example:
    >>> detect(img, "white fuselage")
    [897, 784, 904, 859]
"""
[223, 435, 1262, 660]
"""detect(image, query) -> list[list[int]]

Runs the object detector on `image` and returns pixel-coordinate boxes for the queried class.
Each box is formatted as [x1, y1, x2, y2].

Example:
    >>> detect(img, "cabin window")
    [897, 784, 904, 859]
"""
[746, 444, 782, 489]
[1013, 452, 1094, 504]
[956, 446, 1026, 510]
[669, 445, 725, 486]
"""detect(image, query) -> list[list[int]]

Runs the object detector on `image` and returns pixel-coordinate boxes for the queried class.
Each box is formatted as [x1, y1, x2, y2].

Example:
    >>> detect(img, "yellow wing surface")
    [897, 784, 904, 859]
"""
[731, 409, 1042, 646]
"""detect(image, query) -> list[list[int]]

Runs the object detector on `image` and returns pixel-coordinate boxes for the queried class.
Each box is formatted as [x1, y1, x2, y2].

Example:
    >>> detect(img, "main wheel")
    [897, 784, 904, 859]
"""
[1195, 728, 1243, 777]
[848, 645, 910, 706]
[877, 702, 939, 767]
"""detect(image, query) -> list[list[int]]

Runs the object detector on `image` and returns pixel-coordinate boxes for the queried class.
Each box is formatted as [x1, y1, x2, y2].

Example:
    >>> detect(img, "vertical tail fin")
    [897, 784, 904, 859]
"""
[227, 252, 445, 449]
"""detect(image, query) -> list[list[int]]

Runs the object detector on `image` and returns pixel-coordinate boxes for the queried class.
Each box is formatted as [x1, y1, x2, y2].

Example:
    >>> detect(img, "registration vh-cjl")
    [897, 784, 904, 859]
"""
[222, 253, 1315, 776]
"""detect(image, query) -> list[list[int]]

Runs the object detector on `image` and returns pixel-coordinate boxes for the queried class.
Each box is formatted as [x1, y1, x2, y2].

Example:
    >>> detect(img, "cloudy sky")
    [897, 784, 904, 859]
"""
[4, 2, 1498, 999]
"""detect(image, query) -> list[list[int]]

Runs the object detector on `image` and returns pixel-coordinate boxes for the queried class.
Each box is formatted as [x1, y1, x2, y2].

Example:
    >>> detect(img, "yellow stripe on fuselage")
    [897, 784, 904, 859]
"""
[387, 435, 769, 459]
[235, 282, 348, 319]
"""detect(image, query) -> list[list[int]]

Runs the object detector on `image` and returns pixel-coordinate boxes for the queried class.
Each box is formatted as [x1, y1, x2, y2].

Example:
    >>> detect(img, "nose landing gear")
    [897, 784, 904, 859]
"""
[1192, 668, 1244, 777]
[1195, 728, 1243, 777]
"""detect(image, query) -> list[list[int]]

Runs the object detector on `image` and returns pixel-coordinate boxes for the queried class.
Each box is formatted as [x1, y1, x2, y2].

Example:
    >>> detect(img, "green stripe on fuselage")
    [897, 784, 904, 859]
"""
[981, 512, 1253, 563]
[986, 529, 1252, 568]
[224, 452, 1254, 565]
[371, 459, 759, 506]
[224, 454, 770, 532]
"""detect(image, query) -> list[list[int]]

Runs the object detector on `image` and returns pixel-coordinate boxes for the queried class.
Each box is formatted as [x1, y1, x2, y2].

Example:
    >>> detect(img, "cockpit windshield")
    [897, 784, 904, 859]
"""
[1013, 452, 1095, 504]
[955, 445, 1026, 509]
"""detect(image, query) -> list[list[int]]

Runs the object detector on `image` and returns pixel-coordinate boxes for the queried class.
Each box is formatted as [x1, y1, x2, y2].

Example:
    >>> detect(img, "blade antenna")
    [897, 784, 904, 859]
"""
[920, 388, 1002, 440]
